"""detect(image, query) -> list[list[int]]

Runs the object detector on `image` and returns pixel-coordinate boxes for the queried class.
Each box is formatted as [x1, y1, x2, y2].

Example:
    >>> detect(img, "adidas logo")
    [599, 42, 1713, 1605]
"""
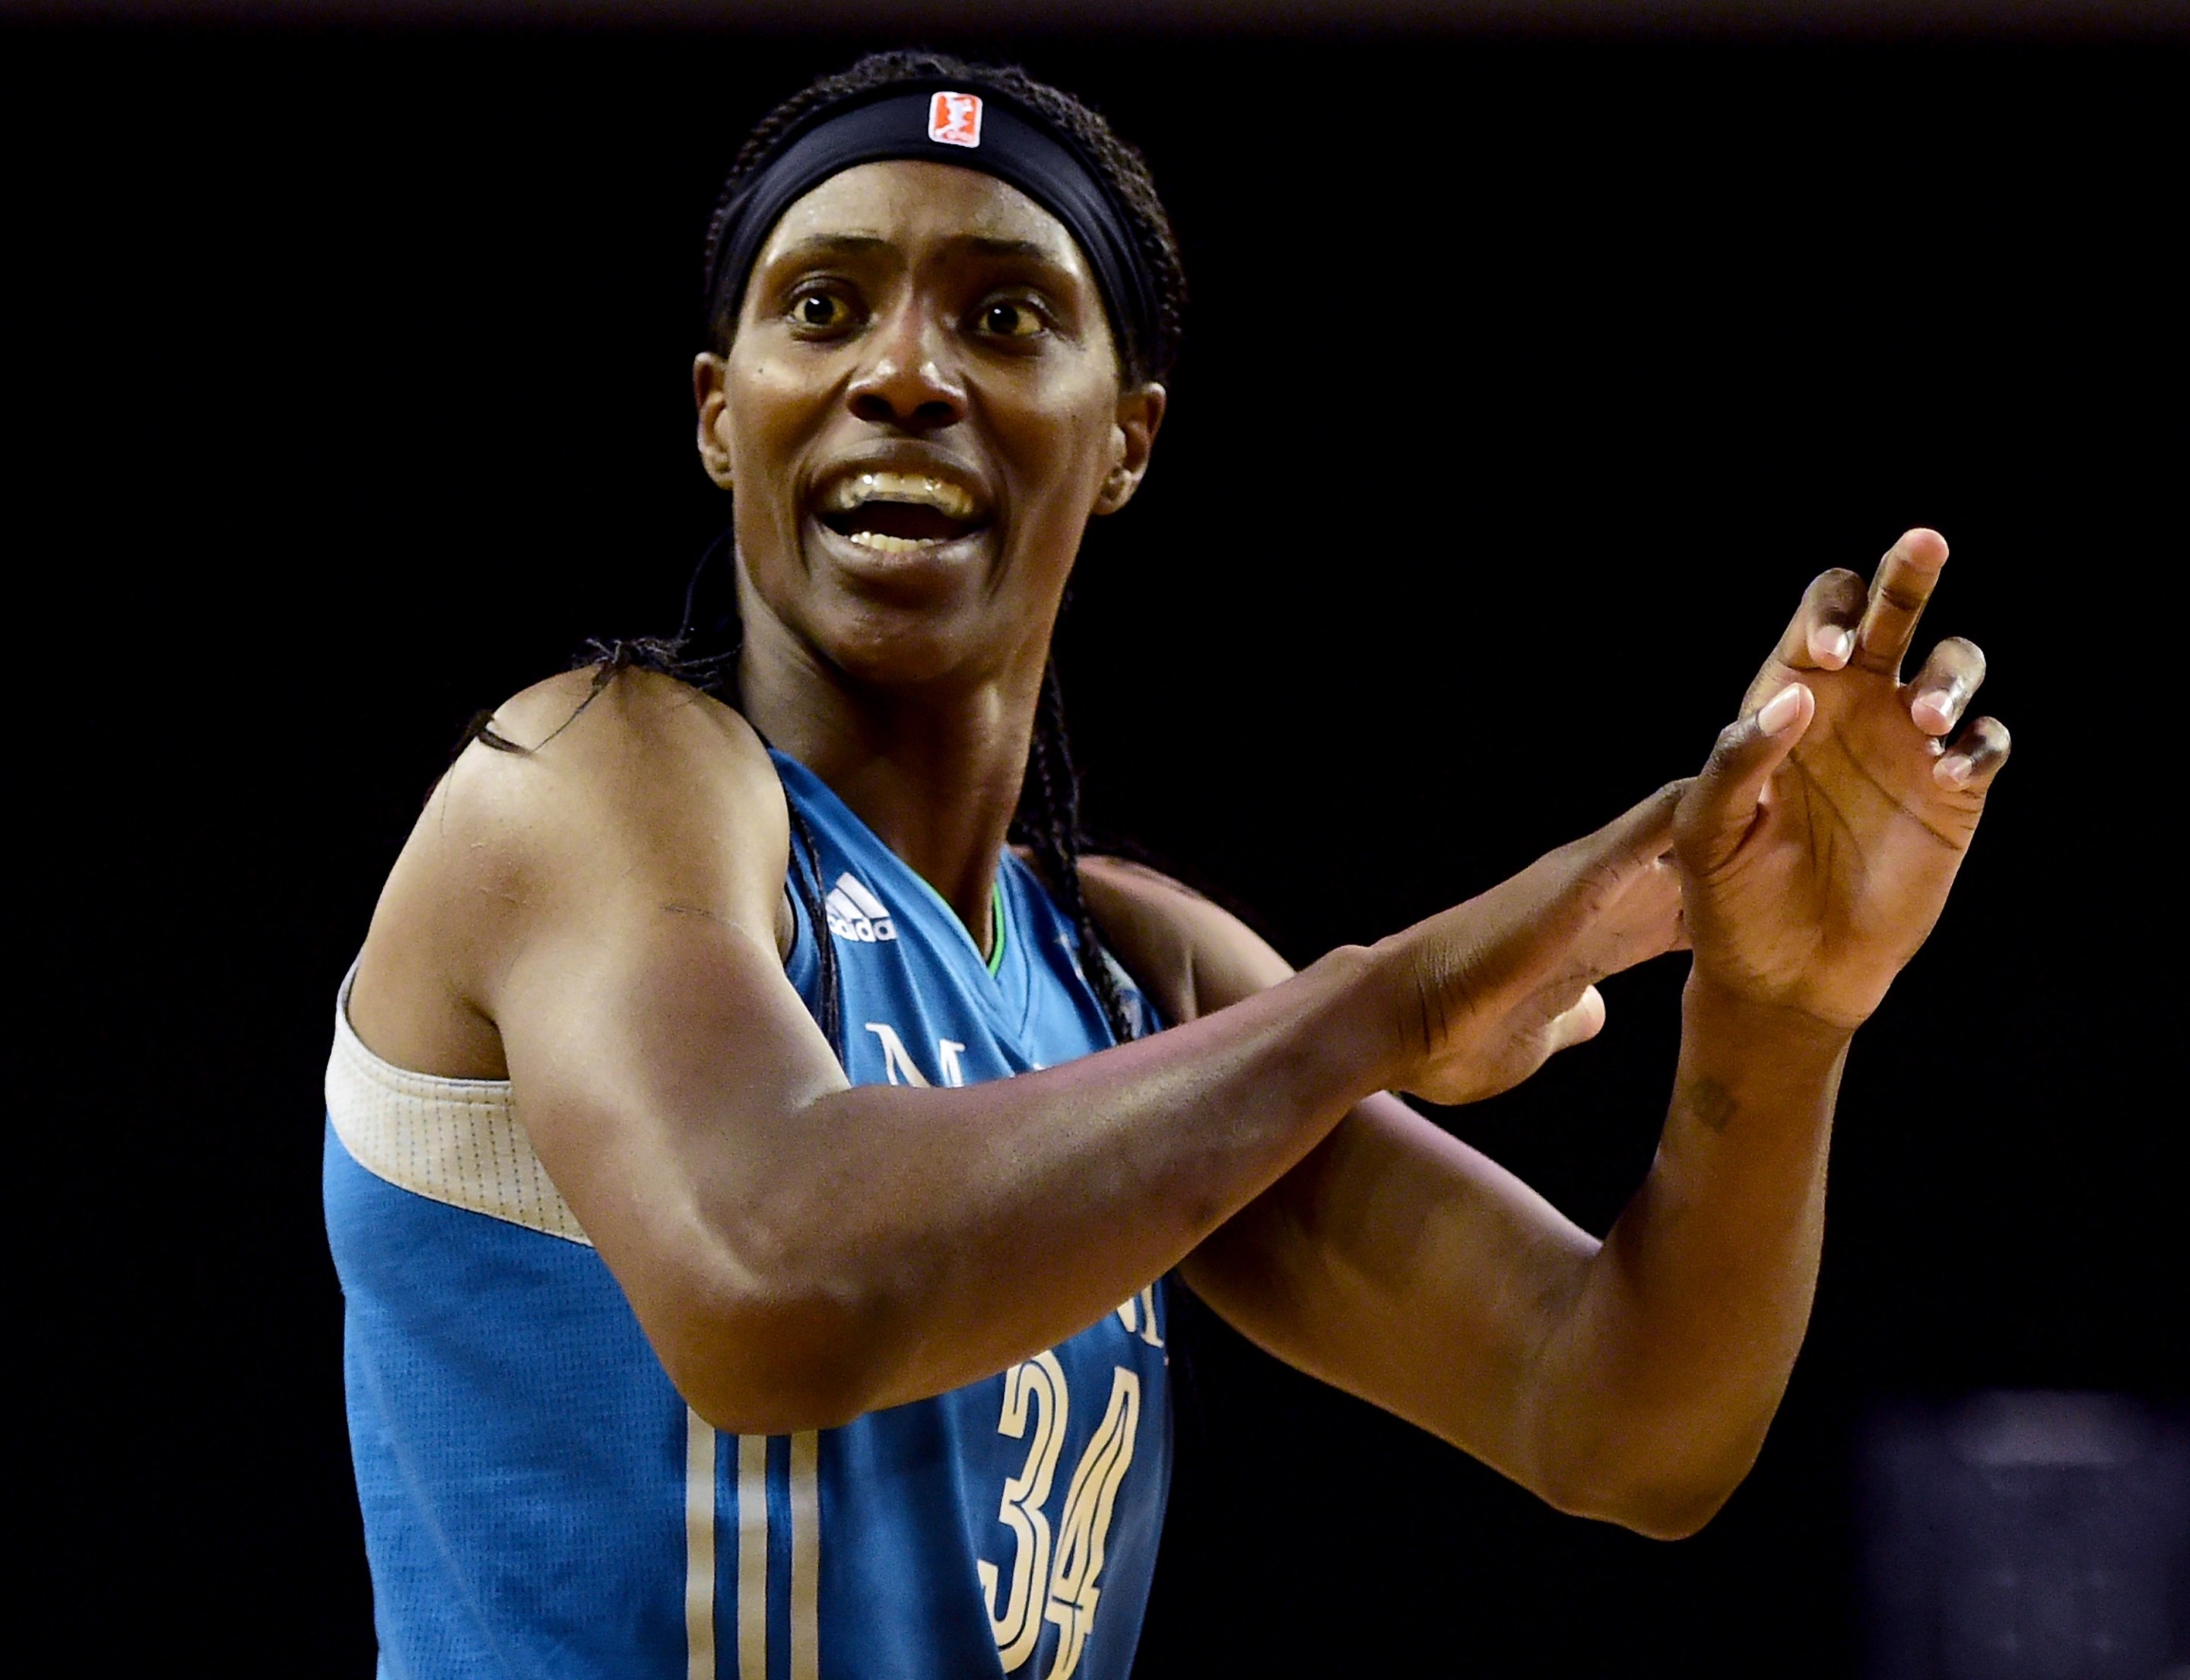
[825, 872, 897, 943]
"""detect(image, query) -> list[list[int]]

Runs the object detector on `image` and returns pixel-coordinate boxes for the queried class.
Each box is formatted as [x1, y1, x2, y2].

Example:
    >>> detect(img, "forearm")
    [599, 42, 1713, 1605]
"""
[664, 945, 1394, 1428]
[1537, 969, 1850, 1534]
[503, 762, 1690, 1436]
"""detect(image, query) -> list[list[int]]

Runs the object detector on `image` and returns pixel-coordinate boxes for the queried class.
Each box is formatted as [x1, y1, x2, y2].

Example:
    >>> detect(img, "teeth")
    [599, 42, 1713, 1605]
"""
[845, 529, 940, 554]
[822, 471, 979, 520]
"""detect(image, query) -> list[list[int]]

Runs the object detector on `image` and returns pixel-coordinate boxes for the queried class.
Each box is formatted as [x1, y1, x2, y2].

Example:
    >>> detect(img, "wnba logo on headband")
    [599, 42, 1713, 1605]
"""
[928, 92, 982, 148]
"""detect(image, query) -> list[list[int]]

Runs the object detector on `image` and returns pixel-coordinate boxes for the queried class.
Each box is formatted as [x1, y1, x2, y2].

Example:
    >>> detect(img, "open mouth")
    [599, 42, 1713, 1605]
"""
[814, 470, 989, 555]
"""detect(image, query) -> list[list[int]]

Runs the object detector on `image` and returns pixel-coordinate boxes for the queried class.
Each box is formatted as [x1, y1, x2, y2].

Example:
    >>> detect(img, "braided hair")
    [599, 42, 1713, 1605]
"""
[474, 52, 1185, 1053]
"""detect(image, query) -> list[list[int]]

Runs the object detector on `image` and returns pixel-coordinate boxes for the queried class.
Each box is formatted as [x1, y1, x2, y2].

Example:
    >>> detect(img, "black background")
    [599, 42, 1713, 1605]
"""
[12, 14, 2184, 1675]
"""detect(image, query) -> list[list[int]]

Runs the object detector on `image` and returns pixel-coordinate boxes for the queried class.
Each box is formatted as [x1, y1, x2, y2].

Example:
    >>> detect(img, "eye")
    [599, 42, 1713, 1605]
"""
[975, 298, 1046, 340]
[789, 288, 856, 332]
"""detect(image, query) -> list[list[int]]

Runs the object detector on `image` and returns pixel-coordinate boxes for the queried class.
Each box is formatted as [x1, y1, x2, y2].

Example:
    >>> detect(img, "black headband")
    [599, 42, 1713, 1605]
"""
[704, 85, 1159, 375]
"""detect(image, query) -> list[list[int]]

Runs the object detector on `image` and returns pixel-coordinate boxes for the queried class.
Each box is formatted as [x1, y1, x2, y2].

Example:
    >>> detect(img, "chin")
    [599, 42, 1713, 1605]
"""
[809, 528, 1050, 688]
[811, 593, 1006, 693]
[743, 514, 1065, 695]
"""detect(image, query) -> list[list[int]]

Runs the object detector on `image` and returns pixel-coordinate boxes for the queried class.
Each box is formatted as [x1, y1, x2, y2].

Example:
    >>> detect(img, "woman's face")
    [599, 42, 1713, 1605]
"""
[695, 160, 1165, 693]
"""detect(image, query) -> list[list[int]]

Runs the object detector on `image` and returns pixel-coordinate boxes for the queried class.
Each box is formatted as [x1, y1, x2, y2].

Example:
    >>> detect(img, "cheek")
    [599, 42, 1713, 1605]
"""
[723, 352, 827, 489]
[1001, 383, 1118, 524]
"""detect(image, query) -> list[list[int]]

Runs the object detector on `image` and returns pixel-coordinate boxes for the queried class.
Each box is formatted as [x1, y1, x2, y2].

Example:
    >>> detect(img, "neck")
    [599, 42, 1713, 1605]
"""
[735, 596, 1043, 958]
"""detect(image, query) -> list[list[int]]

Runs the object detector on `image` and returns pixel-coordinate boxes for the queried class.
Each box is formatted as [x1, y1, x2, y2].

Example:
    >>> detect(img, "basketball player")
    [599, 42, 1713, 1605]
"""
[325, 52, 2009, 1679]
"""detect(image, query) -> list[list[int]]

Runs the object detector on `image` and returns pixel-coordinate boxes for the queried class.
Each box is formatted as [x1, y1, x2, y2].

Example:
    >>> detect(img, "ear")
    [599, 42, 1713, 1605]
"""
[1093, 382, 1166, 516]
[693, 352, 737, 492]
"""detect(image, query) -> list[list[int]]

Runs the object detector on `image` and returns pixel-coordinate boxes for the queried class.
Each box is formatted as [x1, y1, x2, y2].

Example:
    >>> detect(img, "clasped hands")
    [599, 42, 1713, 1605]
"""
[1389, 529, 2010, 1107]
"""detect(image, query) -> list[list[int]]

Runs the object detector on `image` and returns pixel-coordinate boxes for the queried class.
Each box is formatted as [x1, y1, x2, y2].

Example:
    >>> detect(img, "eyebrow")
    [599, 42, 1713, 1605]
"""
[961, 237, 1056, 262]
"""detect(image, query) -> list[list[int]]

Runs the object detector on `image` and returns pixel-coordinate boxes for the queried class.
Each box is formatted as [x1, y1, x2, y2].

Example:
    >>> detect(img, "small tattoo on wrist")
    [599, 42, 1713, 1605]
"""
[1682, 1076, 1738, 1135]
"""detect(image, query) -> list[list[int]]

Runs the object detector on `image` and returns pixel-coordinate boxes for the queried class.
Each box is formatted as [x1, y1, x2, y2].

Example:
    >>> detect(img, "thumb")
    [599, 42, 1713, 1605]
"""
[1679, 681, 1813, 872]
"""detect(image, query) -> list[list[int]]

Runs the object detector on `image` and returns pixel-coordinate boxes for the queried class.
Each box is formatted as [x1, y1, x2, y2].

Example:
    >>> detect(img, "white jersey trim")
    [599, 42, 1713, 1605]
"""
[737, 1436, 768, 1680]
[686, 1410, 718, 1680]
[324, 963, 592, 1246]
[790, 1431, 821, 1680]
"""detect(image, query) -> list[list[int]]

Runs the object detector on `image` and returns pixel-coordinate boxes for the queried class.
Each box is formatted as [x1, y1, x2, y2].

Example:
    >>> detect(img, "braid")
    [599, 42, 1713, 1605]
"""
[1014, 660, 1139, 1046]
[551, 572, 1133, 1053]
[781, 796, 846, 1056]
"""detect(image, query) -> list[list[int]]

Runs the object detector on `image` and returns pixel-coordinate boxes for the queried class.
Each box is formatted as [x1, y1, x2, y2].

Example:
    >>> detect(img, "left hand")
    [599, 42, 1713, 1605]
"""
[1387, 781, 1689, 1107]
[1673, 529, 2011, 1029]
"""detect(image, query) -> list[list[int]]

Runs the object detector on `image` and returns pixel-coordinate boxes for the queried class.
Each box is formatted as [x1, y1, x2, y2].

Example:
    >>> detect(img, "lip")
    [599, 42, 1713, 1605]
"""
[806, 443, 998, 528]
[804, 510, 995, 583]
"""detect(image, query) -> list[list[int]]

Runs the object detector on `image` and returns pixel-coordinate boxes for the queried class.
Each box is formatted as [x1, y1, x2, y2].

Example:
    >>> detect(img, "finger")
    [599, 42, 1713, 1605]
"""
[1854, 527, 1950, 675]
[1541, 985, 1608, 1056]
[1933, 714, 2011, 794]
[1574, 778, 1687, 874]
[1544, 780, 1688, 924]
[1579, 855, 1687, 981]
[1906, 635, 1987, 737]
[1677, 681, 1815, 872]
[1462, 781, 1687, 996]
[1760, 567, 1870, 684]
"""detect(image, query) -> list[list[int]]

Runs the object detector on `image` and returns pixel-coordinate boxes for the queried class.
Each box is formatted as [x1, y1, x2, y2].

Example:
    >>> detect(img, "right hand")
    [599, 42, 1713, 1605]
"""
[1380, 783, 1688, 1106]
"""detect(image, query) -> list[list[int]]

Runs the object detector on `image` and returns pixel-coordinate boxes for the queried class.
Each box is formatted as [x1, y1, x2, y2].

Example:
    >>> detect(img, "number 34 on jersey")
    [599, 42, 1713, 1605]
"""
[976, 1291, 1164, 1679]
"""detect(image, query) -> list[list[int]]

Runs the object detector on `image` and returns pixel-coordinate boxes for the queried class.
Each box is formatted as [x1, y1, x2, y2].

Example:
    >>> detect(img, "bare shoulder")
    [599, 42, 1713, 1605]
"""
[1074, 855, 1294, 1025]
[349, 667, 789, 1077]
[447, 665, 785, 868]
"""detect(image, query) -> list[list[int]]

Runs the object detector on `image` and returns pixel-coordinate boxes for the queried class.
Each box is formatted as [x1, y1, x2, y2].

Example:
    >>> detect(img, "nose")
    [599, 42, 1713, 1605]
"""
[846, 297, 968, 431]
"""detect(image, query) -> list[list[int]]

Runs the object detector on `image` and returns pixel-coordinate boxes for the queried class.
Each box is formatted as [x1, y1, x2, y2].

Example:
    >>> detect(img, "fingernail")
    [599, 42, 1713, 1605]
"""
[1935, 754, 1973, 789]
[1914, 690, 1955, 732]
[1757, 685, 1804, 735]
[1811, 626, 1854, 667]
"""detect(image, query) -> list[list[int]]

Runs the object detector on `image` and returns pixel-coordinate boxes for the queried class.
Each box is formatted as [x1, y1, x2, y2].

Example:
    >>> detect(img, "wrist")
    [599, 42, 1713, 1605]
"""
[1307, 940, 1416, 1097]
[1682, 964, 1856, 1073]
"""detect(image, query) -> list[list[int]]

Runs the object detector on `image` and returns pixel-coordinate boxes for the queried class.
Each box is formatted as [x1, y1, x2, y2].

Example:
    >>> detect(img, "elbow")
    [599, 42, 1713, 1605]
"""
[627, 1186, 947, 1434]
[1606, 1480, 1740, 1542]
[671, 1344, 876, 1437]
[1522, 1374, 1779, 1542]
[1537, 1440, 1759, 1542]
[649, 1269, 906, 1437]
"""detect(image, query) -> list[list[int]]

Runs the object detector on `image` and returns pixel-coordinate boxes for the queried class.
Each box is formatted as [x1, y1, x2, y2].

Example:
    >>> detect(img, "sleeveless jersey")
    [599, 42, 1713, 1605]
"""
[324, 748, 1171, 1680]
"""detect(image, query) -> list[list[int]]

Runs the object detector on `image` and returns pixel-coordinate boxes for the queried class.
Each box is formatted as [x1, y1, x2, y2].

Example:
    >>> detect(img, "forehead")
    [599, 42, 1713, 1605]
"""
[755, 160, 1093, 284]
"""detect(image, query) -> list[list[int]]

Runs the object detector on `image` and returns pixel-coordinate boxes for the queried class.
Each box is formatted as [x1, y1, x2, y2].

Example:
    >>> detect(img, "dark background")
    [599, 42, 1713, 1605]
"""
[13, 10, 2184, 1675]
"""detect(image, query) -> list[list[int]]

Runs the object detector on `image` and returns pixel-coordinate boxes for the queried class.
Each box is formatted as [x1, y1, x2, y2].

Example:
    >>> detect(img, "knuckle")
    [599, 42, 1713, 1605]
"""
[1938, 634, 1985, 671]
[1877, 580, 1928, 614]
[1584, 856, 1628, 901]
[1816, 567, 1867, 602]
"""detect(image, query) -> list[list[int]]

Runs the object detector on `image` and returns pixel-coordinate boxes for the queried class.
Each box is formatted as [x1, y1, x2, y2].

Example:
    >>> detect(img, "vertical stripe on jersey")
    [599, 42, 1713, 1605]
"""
[789, 1431, 820, 1680]
[738, 1435, 769, 1680]
[684, 1410, 717, 1680]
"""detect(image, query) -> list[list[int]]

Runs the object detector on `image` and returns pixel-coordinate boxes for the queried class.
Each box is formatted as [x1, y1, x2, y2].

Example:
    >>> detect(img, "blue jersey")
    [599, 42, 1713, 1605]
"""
[325, 748, 1171, 1679]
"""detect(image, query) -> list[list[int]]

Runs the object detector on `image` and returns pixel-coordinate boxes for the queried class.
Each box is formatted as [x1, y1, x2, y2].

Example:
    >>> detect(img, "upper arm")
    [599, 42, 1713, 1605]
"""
[350, 669, 855, 1424]
[351, 668, 801, 1078]
[1072, 856, 1294, 1025]
[1080, 854, 1602, 1498]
